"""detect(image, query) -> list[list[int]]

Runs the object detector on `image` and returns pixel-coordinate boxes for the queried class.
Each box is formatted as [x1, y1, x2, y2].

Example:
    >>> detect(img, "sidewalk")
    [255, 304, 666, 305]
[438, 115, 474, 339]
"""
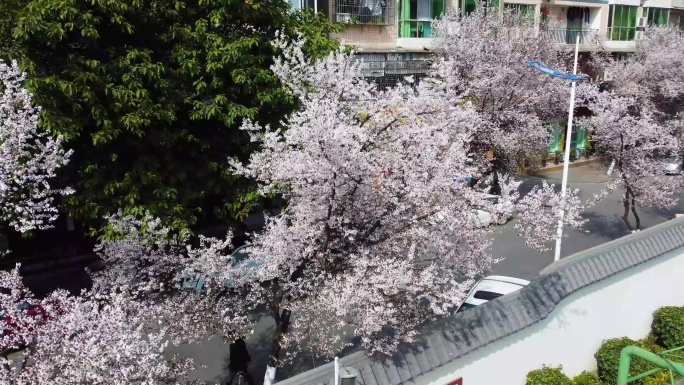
[529, 158, 613, 184]
[534, 155, 605, 174]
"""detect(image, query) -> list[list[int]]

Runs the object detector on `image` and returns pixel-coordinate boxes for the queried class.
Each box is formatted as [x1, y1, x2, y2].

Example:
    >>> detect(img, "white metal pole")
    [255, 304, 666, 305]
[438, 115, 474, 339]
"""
[554, 35, 580, 262]
[334, 357, 339, 385]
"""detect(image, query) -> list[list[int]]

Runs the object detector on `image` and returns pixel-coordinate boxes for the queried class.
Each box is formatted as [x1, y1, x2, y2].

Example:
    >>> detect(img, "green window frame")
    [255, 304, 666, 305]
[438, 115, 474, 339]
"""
[607, 5, 637, 41]
[544, 119, 587, 154]
[645, 7, 669, 26]
[398, 0, 445, 38]
[503, 3, 535, 22]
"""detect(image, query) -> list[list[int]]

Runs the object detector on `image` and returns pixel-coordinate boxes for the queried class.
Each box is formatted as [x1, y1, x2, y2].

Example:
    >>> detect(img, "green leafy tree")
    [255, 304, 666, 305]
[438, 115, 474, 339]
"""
[0, 0, 339, 237]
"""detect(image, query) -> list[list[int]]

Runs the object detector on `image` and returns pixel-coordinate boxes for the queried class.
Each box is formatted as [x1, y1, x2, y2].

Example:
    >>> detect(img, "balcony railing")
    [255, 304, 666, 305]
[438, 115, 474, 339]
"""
[334, 0, 394, 25]
[542, 28, 599, 45]
[606, 27, 636, 41]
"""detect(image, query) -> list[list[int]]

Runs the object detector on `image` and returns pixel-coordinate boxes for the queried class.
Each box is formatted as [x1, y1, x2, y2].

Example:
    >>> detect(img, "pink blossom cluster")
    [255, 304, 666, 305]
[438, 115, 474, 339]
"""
[0, 60, 72, 233]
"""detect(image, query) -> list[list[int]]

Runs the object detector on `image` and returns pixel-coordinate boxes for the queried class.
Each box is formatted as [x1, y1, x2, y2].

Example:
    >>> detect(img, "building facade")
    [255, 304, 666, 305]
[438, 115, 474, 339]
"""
[291, 0, 683, 159]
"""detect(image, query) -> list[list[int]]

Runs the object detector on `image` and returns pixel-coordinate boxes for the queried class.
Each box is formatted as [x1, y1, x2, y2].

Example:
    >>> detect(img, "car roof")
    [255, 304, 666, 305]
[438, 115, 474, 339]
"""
[463, 275, 530, 306]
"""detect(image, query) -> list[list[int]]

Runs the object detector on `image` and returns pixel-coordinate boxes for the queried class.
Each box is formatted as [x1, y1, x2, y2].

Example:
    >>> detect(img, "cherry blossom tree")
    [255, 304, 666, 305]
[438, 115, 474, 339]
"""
[91, 211, 256, 345]
[0, 60, 72, 233]
[56, 32, 587, 385]
[226, 32, 501, 381]
[431, 7, 572, 173]
[515, 180, 587, 251]
[581, 26, 684, 231]
[0, 267, 196, 384]
[224, 32, 587, 383]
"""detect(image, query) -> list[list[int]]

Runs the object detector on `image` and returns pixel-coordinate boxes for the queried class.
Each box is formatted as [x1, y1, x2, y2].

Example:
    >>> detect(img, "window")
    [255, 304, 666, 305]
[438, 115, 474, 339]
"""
[607, 5, 637, 41]
[503, 3, 535, 24]
[504, 3, 535, 21]
[289, 0, 316, 12]
[334, 0, 394, 24]
[645, 7, 669, 26]
[473, 291, 504, 301]
[456, 302, 477, 313]
[398, 0, 445, 37]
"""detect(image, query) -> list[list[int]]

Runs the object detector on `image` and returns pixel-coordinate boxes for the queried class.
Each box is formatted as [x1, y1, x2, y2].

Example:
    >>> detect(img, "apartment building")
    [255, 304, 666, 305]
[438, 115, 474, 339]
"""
[291, 0, 684, 87]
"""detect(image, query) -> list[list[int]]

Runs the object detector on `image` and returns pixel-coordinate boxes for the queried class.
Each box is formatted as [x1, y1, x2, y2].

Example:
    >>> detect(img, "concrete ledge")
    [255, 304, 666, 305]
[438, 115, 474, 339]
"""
[530, 156, 606, 175]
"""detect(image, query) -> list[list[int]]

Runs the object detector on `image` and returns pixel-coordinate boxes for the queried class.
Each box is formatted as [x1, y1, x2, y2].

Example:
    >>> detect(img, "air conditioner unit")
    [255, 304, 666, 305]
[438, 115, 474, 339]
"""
[636, 17, 647, 28]
[635, 30, 644, 40]
[603, 70, 614, 82]
[336, 13, 351, 23]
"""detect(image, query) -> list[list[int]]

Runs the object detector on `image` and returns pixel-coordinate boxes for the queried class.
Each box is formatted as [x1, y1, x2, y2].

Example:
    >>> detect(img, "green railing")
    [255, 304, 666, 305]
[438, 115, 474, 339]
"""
[617, 345, 684, 384]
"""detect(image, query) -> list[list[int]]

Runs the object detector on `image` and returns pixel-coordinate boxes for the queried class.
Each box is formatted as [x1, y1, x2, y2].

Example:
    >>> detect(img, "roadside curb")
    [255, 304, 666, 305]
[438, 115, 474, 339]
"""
[531, 157, 606, 175]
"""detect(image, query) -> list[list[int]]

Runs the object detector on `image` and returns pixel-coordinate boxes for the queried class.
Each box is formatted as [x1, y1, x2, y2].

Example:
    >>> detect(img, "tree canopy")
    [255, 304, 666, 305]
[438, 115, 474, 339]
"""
[0, 0, 340, 237]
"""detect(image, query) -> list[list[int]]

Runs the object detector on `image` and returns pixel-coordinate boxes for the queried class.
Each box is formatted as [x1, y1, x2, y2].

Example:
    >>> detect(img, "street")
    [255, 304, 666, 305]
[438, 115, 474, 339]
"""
[22, 162, 684, 384]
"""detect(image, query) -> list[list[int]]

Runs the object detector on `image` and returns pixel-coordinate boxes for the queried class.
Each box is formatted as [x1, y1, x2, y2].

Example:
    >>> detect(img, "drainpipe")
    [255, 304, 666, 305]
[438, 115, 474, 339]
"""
[617, 346, 684, 385]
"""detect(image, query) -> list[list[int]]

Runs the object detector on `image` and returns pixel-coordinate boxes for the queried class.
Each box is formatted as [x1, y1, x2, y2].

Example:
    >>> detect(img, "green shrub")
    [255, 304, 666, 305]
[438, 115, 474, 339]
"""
[652, 306, 684, 349]
[572, 371, 606, 385]
[526, 365, 573, 385]
[595, 337, 666, 385]
[641, 371, 671, 385]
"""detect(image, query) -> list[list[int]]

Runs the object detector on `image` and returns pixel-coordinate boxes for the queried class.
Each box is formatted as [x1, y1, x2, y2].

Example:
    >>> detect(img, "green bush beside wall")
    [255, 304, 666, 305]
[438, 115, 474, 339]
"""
[572, 371, 606, 385]
[652, 306, 684, 350]
[526, 365, 574, 385]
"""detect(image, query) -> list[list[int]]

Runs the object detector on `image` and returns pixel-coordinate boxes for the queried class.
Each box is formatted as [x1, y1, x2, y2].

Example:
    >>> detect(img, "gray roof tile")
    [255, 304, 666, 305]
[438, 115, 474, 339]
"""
[393, 356, 413, 383]
[370, 360, 391, 385]
[382, 358, 402, 384]
[402, 351, 421, 377]
[277, 218, 684, 385]
[359, 362, 378, 385]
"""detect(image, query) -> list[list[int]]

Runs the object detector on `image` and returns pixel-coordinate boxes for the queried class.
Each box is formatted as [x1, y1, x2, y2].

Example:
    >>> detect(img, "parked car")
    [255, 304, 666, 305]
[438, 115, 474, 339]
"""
[658, 156, 683, 175]
[182, 244, 263, 293]
[1, 300, 48, 352]
[471, 194, 516, 228]
[454, 275, 530, 313]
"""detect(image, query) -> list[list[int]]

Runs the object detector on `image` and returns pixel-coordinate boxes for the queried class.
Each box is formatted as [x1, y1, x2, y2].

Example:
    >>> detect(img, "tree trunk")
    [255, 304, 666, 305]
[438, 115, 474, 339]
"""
[621, 190, 635, 231]
[263, 308, 292, 385]
[630, 192, 641, 230]
[1, 350, 10, 373]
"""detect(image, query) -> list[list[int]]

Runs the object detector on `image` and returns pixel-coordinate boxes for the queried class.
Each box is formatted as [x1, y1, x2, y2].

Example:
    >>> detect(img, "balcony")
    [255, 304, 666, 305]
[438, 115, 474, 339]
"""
[542, 28, 599, 45]
[334, 0, 394, 25]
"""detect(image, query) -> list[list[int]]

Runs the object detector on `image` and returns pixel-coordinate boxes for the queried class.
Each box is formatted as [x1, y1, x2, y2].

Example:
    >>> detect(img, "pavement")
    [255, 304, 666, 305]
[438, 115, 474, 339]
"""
[23, 161, 684, 384]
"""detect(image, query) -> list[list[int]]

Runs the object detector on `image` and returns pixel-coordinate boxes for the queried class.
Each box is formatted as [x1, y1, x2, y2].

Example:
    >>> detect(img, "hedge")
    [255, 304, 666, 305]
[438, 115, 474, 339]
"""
[572, 371, 606, 385]
[652, 306, 684, 350]
[526, 306, 684, 385]
[526, 365, 573, 385]
[595, 337, 664, 385]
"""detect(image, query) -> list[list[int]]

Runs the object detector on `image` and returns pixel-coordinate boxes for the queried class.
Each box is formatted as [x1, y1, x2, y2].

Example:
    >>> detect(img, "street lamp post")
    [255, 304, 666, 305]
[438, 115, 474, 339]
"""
[527, 36, 587, 262]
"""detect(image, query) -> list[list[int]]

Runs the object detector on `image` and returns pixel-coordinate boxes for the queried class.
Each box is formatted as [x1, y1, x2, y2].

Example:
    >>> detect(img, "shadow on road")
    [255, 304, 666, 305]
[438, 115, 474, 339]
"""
[581, 211, 631, 240]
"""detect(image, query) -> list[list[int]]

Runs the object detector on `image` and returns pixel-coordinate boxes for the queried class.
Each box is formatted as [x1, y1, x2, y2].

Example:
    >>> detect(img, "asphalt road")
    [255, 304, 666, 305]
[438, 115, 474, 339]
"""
[24, 161, 684, 384]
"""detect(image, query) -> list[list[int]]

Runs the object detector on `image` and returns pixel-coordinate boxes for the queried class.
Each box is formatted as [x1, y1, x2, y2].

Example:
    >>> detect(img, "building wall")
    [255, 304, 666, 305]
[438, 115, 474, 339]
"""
[331, 24, 398, 45]
[328, 0, 398, 45]
[412, 247, 684, 385]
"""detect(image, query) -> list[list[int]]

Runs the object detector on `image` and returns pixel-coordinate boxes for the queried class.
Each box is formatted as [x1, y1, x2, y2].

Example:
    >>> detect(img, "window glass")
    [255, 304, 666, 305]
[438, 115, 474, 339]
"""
[398, 0, 444, 37]
[473, 291, 504, 301]
[647, 7, 669, 26]
[609, 5, 637, 41]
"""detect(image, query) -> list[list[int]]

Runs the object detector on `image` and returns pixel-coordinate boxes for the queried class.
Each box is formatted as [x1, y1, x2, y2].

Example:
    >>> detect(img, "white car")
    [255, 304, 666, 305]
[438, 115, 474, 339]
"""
[455, 275, 530, 313]
[659, 156, 683, 175]
[471, 194, 516, 228]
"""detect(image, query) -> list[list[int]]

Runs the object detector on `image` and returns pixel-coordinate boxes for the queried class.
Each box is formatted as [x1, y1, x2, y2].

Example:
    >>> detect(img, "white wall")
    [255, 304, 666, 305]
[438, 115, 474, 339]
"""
[411, 247, 684, 385]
